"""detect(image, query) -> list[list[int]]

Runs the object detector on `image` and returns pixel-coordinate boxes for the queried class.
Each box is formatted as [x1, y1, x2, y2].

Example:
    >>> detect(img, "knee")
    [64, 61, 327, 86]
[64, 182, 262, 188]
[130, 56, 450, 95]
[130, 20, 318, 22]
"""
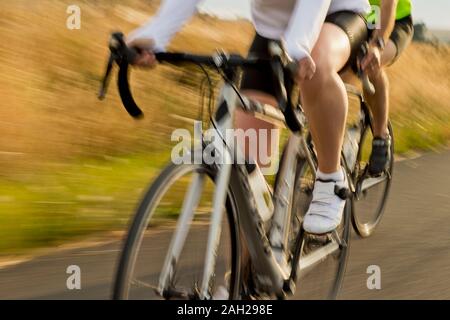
[299, 55, 335, 91]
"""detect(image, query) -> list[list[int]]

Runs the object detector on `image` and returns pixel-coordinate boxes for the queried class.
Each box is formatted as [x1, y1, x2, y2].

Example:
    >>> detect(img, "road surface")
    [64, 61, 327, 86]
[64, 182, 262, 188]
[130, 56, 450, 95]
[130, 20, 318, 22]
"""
[0, 151, 449, 299]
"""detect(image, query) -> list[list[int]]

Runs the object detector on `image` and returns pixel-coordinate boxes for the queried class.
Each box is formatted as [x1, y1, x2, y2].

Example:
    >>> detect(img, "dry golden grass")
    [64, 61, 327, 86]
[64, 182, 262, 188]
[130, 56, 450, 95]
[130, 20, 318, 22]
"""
[388, 43, 450, 152]
[0, 1, 256, 175]
[0, 1, 449, 253]
[1, 1, 448, 175]
[0, 0, 254, 253]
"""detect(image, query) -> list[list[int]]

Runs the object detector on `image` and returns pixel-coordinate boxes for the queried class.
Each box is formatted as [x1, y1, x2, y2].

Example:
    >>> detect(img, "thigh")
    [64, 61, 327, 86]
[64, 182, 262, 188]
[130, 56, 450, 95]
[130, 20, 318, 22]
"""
[323, 11, 369, 73]
[385, 15, 414, 65]
[310, 22, 352, 73]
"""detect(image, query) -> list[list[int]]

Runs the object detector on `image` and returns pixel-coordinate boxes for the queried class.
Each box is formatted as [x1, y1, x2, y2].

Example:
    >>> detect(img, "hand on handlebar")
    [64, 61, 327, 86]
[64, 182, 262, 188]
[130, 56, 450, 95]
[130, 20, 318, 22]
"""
[126, 38, 158, 68]
[360, 43, 382, 77]
[295, 56, 316, 82]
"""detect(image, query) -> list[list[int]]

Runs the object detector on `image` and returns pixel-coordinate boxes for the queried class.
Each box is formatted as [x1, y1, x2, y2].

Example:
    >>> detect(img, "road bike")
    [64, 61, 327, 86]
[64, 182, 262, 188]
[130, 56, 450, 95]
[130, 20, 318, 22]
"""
[99, 33, 394, 300]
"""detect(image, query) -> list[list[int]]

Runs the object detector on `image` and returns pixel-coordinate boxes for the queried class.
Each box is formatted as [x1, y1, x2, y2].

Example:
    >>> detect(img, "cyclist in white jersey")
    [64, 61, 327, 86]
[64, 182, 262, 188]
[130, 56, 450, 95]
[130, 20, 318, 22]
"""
[127, 0, 371, 235]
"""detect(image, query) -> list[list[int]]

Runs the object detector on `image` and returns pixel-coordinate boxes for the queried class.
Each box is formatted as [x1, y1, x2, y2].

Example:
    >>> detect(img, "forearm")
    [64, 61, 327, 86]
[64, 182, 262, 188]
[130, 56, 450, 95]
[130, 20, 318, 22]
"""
[373, 0, 398, 43]
[283, 0, 331, 61]
[128, 0, 202, 51]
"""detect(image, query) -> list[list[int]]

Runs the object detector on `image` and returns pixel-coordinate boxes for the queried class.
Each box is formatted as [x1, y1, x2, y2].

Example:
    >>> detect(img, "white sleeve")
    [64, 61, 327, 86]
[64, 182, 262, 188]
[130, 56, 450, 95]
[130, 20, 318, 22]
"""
[283, 0, 332, 61]
[128, 0, 203, 52]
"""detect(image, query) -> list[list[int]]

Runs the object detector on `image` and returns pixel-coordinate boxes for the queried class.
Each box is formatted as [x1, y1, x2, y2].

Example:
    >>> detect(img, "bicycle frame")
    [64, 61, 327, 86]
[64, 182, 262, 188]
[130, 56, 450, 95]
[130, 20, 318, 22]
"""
[102, 33, 387, 299]
[157, 77, 344, 298]
[344, 84, 391, 198]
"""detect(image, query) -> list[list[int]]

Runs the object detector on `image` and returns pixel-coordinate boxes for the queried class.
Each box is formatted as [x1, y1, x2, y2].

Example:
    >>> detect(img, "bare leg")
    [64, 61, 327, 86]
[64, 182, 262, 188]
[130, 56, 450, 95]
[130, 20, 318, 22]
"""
[234, 90, 279, 170]
[235, 22, 353, 257]
[364, 40, 397, 138]
[233, 91, 278, 294]
[299, 23, 352, 174]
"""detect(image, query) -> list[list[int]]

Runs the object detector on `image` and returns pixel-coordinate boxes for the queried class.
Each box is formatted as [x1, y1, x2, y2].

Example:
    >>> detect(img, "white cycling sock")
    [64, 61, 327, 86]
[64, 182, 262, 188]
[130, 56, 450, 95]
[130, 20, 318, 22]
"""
[317, 169, 344, 182]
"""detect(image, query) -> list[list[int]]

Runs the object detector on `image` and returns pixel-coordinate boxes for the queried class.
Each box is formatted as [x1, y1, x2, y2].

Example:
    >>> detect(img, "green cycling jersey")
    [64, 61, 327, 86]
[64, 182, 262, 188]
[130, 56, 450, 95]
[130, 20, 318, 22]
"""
[367, 0, 412, 23]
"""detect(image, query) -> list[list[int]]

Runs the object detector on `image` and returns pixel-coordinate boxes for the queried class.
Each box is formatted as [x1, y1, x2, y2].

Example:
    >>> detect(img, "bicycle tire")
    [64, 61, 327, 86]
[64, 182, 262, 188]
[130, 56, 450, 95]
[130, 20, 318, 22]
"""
[113, 162, 241, 300]
[291, 155, 351, 300]
[352, 121, 394, 238]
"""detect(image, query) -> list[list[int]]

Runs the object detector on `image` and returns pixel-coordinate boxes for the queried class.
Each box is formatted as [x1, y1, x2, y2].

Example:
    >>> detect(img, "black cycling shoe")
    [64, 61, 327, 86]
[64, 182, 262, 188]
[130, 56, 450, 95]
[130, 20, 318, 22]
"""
[368, 136, 391, 176]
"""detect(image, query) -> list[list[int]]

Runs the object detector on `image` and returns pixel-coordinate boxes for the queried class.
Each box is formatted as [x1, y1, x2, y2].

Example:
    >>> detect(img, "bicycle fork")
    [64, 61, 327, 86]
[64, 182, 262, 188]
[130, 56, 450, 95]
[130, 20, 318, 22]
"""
[157, 171, 205, 297]
[157, 82, 240, 299]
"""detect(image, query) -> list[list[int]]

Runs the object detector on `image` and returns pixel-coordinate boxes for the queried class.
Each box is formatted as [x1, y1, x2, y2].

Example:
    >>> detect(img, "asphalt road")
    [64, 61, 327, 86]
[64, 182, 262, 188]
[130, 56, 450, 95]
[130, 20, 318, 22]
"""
[0, 151, 449, 300]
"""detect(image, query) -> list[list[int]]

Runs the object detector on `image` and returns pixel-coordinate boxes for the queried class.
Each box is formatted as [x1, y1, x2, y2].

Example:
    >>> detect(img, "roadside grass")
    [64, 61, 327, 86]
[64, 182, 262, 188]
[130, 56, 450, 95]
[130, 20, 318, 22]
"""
[2, 103, 448, 255]
[0, 1, 449, 256]
[0, 152, 169, 255]
[391, 94, 450, 154]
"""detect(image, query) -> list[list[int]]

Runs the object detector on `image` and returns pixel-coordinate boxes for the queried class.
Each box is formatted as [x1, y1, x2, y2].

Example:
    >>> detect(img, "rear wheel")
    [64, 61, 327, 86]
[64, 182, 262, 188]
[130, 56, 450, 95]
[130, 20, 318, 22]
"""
[113, 162, 241, 300]
[352, 122, 394, 238]
[290, 155, 351, 300]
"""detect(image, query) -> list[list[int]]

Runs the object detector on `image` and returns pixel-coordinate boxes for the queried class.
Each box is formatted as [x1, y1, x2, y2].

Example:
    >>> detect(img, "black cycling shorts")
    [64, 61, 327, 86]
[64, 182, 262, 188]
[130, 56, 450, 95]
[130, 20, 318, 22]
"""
[387, 15, 414, 64]
[241, 11, 368, 97]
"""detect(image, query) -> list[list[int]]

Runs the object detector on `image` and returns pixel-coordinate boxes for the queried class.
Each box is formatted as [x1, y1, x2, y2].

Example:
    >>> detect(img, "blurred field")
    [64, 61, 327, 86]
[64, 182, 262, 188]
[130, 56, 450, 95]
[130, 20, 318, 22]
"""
[0, 0, 449, 255]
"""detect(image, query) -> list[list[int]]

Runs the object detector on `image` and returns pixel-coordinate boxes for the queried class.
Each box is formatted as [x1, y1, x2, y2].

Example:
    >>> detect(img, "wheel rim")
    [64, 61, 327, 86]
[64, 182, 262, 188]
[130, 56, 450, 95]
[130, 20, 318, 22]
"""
[114, 164, 239, 300]
[352, 124, 394, 237]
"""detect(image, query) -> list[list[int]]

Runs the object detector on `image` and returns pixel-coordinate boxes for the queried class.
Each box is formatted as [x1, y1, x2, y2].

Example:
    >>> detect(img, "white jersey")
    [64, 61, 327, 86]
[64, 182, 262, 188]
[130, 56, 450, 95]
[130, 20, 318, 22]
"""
[129, 0, 370, 61]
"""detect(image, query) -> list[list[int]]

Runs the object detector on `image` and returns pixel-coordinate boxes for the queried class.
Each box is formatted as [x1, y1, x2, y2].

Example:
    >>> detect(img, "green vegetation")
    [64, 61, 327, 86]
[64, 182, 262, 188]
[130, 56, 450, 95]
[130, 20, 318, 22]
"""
[391, 96, 450, 154]
[0, 153, 169, 254]
[0, 1, 449, 256]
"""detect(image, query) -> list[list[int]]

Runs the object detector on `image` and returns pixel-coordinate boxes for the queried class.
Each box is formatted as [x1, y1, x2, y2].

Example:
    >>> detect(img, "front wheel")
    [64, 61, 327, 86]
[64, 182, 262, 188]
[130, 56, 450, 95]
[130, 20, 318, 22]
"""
[113, 162, 241, 300]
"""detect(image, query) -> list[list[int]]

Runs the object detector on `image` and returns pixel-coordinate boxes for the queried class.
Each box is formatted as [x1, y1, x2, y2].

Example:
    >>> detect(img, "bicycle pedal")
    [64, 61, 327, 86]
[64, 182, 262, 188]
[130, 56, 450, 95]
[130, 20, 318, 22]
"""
[368, 171, 383, 178]
[304, 232, 332, 246]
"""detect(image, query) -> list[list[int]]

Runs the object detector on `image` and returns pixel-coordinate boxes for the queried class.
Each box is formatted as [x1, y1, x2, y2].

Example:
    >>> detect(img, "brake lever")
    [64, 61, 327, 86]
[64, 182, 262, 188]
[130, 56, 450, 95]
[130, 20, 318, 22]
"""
[109, 32, 139, 64]
[267, 41, 302, 133]
[98, 31, 140, 101]
[98, 55, 114, 100]
[98, 33, 127, 101]
[358, 42, 376, 95]
[98, 33, 125, 101]
[97, 32, 144, 118]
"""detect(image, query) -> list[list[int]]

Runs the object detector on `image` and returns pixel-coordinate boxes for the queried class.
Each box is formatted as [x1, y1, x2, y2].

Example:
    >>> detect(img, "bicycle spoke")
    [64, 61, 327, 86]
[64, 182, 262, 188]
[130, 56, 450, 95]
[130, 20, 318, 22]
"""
[113, 162, 239, 300]
[158, 172, 205, 293]
[332, 229, 347, 248]
[200, 162, 232, 299]
[298, 241, 340, 279]
[131, 278, 159, 291]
